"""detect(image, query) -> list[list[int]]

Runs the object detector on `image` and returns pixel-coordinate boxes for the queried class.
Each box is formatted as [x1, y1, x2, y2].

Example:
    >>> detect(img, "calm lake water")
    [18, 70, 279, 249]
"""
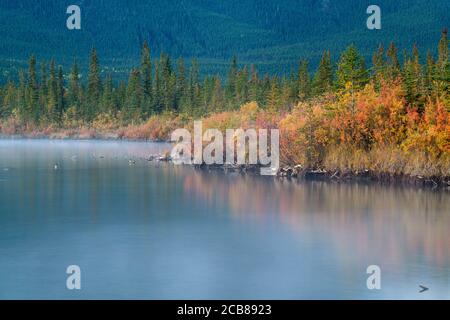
[0, 139, 449, 299]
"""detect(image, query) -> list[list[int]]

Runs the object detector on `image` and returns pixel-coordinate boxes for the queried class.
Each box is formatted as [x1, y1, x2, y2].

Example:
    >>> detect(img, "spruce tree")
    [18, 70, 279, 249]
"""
[211, 76, 224, 112]
[68, 61, 81, 115]
[337, 45, 368, 91]
[424, 51, 435, 97]
[435, 29, 449, 104]
[102, 74, 114, 113]
[55, 66, 65, 122]
[39, 61, 48, 117]
[141, 42, 153, 115]
[176, 57, 187, 112]
[386, 42, 401, 81]
[313, 51, 333, 95]
[298, 59, 311, 101]
[267, 77, 280, 112]
[248, 64, 260, 103]
[27, 55, 40, 123]
[47, 60, 58, 122]
[125, 69, 142, 121]
[236, 66, 249, 106]
[225, 56, 238, 108]
[87, 48, 101, 120]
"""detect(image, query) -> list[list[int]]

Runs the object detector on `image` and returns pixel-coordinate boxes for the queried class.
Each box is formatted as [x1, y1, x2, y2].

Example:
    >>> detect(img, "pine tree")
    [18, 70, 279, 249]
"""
[211, 76, 224, 112]
[298, 59, 311, 101]
[27, 55, 40, 123]
[55, 66, 65, 122]
[176, 57, 187, 112]
[267, 77, 280, 112]
[47, 60, 58, 122]
[313, 51, 333, 95]
[101, 73, 114, 113]
[187, 59, 200, 116]
[0, 81, 15, 118]
[17, 71, 27, 121]
[153, 62, 162, 113]
[225, 56, 238, 108]
[337, 45, 368, 95]
[261, 74, 271, 107]
[125, 69, 142, 121]
[386, 42, 401, 81]
[115, 80, 127, 112]
[372, 44, 387, 88]
[403, 44, 424, 109]
[435, 29, 449, 105]
[248, 64, 260, 103]
[68, 61, 81, 115]
[87, 48, 101, 120]
[141, 42, 153, 115]
[39, 61, 48, 117]
[424, 51, 435, 97]
[236, 66, 249, 106]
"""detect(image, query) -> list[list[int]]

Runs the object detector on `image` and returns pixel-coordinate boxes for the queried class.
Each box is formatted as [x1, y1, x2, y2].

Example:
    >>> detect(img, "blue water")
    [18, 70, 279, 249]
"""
[0, 139, 449, 299]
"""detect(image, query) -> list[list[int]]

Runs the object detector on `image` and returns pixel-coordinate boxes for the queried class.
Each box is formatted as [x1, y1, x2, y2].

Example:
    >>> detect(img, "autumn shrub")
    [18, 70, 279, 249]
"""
[121, 114, 184, 141]
[279, 101, 330, 167]
[92, 112, 120, 131]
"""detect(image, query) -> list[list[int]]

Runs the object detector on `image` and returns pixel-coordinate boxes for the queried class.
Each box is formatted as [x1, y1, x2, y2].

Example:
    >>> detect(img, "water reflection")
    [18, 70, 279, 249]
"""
[0, 140, 449, 299]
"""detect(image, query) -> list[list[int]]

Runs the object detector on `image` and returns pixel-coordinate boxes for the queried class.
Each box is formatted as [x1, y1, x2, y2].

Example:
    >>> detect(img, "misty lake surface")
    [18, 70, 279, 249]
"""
[0, 139, 449, 299]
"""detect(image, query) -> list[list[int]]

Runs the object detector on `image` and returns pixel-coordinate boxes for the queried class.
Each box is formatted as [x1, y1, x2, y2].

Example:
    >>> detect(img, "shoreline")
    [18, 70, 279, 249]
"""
[194, 163, 450, 190]
[1, 134, 448, 190]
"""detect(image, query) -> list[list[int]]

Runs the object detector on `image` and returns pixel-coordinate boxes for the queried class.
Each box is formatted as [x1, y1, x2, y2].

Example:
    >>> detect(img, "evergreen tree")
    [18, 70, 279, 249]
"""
[153, 62, 162, 113]
[261, 74, 271, 107]
[141, 42, 153, 115]
[87, 48, 102, 120]
[47, 60, 58, 122]
[313, 51, 333, 95]
[115, 80, 127, 112]
[267, 77, 280, 112]
[337, 45, 368, 91]
[125, 69, 142, 121]
[68, 61, 81, 116]
[187, 59, 200, 115]
[160, 53, 175, 112]
[176, 57, 187, 112]
[27, 55, 40, 123]
[0, 81, 15, 118]
[248, 64, 260, 103]
[424, 51, 435, 97]
[102, 73, 114, 113]
[17, 71, 27, 121]
[435, 29, 449, 105]
[298, 59, 311, 101]
[386, 42, 401, 81]
[236, 66, 249, 106]
[39, 61, 48, 117]
[55, 66, 65, 122]
[211, 76, 224, 112]
[225, 56, 238, 108]
[371, 44, 387, 88]
[403, 44, 424, 109]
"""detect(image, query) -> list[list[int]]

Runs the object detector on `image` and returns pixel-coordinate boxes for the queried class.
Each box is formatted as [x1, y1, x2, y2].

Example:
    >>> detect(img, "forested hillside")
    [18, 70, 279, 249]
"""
[0, 0, 448, 78]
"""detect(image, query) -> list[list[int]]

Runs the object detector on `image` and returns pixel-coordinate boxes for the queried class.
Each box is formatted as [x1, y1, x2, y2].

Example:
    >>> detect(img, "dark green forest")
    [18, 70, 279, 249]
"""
[0, 30, 448, 125]
[0, 0, 448, 79]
